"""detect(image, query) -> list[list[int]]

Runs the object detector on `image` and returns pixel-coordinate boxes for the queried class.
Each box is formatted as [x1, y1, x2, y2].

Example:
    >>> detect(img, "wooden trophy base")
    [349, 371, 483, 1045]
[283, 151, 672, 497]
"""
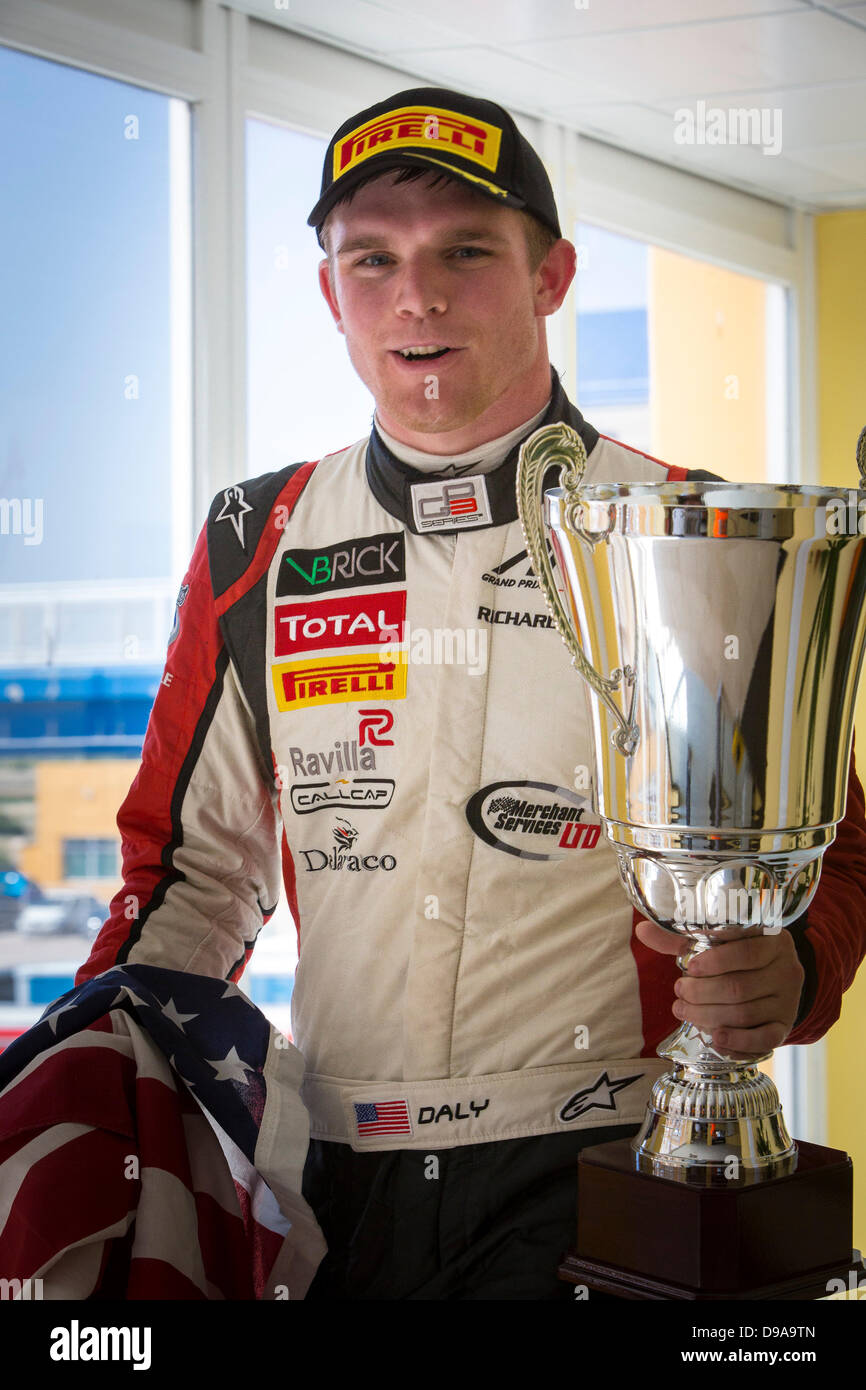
[559, 1138, 855, 1300]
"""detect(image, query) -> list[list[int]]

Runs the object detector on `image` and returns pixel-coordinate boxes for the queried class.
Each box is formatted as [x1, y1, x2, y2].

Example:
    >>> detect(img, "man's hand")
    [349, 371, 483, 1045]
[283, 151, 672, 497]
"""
[635, 919, 806, 1058]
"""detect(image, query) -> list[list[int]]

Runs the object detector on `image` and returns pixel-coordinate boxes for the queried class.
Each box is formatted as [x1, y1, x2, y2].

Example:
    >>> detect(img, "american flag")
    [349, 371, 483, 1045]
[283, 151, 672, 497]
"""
[354, 1099, 412, 1138]
[0, 965, 325, 1299]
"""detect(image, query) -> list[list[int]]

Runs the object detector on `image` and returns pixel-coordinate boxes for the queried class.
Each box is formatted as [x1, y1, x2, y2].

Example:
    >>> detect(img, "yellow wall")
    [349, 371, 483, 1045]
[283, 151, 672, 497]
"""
[19, 759, 138, 899]
[816, 210, 866, 1246]
[649, 247, 767, 481]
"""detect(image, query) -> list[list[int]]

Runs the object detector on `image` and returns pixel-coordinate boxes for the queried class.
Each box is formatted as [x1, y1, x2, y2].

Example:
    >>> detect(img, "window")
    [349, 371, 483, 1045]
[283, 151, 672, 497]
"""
[576, 221, 788, 483]
[63, 839, 118, 879]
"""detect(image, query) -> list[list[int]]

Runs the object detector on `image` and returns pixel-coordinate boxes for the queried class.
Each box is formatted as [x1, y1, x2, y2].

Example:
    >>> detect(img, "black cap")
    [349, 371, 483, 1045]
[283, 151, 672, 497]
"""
[307, 86, 562, 246]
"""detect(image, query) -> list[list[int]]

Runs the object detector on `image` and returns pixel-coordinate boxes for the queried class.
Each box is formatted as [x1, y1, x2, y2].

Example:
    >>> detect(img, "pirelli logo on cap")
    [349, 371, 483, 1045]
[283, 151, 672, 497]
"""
[333, 105, 503, 181]
[273, 654, 408, 711]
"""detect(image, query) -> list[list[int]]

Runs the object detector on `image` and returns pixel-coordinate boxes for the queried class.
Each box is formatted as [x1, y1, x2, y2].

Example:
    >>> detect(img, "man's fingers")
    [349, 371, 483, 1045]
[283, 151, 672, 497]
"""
[634, 918, 693, 955]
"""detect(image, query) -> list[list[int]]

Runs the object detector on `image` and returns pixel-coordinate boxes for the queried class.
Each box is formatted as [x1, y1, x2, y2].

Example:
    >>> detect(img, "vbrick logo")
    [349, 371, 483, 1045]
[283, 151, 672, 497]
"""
[274, 590, 407, 657]
[272, 655, 407, 711]
[277, 531, 405, 597]
[411, 477, 492, 532]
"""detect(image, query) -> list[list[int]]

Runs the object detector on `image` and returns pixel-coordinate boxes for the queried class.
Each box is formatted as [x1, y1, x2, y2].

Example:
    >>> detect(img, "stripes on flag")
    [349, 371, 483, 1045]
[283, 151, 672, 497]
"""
[353, 1099, 412, 1139]
[0, 965, 325, 1299]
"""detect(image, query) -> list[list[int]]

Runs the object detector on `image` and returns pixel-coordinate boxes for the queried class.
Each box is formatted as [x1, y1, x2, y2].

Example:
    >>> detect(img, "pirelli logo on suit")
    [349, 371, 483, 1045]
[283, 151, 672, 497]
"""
[273, 656, 407, 711]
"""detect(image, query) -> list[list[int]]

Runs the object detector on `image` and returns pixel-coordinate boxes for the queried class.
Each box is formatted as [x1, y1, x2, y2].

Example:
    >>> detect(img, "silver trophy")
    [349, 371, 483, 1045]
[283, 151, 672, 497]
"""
[517, 423, 866, 1180]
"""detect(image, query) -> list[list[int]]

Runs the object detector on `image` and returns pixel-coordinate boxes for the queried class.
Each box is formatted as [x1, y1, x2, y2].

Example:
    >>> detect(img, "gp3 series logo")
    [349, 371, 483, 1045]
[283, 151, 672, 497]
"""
[411, 477, 492, 532]
[277, 531, 405, 598]
[466, 780, 600, 861]
[274, 591, 406, 658]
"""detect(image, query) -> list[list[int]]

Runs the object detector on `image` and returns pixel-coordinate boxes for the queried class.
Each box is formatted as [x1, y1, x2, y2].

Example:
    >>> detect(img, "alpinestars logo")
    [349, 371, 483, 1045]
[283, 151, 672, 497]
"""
[215, 486, 254, 548]
[559, 1071, 644, 1124]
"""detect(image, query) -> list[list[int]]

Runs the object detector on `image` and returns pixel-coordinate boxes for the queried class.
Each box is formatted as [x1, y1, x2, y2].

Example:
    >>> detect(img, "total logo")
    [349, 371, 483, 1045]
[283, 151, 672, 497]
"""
[277, 531, 405, 597]
[299, 818, 397, 873]
[466, 780, 601, 861]
[274, 590, 406, 659]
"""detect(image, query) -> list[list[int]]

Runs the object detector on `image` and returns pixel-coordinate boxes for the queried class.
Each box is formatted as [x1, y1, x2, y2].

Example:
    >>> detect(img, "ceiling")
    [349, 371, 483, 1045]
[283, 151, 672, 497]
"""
[235, 0, 866, 211]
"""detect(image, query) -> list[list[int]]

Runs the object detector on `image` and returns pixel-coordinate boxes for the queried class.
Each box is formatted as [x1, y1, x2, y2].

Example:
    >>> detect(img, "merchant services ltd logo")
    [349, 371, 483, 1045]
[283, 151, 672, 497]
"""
[466, 780, 600, 861]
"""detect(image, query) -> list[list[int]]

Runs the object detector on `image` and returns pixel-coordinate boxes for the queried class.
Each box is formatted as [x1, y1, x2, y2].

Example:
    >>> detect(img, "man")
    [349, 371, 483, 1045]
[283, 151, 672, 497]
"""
[76, 87, 866, 1298]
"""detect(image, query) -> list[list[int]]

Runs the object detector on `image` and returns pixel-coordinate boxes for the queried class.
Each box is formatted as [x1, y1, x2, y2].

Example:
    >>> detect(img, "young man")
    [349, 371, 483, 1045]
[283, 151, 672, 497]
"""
[76, 87, 866, 1298]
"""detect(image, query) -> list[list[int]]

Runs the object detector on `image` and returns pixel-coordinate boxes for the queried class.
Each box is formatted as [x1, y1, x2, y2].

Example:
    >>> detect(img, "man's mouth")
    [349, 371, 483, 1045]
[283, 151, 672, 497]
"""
[394, 345, 454, 361]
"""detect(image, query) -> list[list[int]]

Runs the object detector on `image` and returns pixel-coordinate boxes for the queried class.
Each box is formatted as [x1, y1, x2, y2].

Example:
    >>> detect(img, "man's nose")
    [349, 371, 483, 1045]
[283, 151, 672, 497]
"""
[393, 256, 447, 317]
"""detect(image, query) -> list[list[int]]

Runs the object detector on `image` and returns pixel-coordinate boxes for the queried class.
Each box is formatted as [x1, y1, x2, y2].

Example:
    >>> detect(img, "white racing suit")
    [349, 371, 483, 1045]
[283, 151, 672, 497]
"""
[78, 367, 866, 1297]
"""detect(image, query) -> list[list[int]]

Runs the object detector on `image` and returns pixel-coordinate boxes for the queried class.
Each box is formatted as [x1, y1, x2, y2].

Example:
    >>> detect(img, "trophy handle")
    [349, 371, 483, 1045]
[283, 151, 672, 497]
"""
[516, 422, 639, 756]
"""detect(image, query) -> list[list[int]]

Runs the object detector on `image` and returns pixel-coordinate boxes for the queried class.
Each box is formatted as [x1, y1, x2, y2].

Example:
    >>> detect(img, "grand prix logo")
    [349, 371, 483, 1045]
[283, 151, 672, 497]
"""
[466, 780, 600, 861]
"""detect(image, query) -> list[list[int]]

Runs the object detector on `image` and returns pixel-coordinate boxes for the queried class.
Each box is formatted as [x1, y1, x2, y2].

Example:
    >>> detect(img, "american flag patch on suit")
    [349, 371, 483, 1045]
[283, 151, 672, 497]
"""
[0, 965, 326, 1299]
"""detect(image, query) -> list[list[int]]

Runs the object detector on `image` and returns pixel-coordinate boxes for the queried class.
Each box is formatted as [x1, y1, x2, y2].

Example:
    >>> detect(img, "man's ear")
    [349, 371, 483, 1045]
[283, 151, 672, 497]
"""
[318, 258, 344, 335]
[535, 239, 577, 318]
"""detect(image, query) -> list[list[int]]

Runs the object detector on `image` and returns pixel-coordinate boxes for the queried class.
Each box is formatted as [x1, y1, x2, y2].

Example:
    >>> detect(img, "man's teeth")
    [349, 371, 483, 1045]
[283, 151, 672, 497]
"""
[399, 346, 450, 359]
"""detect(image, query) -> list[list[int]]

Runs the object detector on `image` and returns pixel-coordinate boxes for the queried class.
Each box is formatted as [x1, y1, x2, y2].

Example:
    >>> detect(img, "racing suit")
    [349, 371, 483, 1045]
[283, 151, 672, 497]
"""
[77, 366, 866, 1298]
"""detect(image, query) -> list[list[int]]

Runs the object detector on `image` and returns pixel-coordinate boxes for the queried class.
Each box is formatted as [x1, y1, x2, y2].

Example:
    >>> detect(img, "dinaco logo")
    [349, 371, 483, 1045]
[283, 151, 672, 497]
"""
[465, 780, 600, 861]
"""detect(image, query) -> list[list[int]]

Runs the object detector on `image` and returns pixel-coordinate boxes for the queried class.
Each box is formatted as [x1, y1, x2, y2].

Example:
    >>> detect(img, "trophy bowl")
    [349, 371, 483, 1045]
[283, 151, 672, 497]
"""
[517, 423, 866, 1181]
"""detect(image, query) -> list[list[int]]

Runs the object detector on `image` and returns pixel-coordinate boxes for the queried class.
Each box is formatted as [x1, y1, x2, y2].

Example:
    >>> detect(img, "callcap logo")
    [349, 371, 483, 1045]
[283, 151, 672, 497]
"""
[289, 777, 395, 814]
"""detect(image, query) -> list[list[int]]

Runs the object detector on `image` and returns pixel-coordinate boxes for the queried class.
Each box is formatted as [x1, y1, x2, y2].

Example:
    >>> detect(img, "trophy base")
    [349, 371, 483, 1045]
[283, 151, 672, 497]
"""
[560, 1137, 853, 1300]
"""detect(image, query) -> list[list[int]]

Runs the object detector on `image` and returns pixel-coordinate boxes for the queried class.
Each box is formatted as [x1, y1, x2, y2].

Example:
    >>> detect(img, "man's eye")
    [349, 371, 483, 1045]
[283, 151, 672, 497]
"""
[356, 254, 391, 267]
[452, 246, 488, 259]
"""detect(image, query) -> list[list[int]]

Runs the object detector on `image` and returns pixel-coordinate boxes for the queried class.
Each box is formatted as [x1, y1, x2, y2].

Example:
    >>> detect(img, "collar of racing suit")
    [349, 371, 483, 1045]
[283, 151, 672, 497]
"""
[365, 366, 600, 536]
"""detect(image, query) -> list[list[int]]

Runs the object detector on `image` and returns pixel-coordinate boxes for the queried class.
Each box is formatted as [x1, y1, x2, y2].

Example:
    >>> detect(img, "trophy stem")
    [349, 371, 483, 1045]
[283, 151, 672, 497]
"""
[632, 937, 796, 1177]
